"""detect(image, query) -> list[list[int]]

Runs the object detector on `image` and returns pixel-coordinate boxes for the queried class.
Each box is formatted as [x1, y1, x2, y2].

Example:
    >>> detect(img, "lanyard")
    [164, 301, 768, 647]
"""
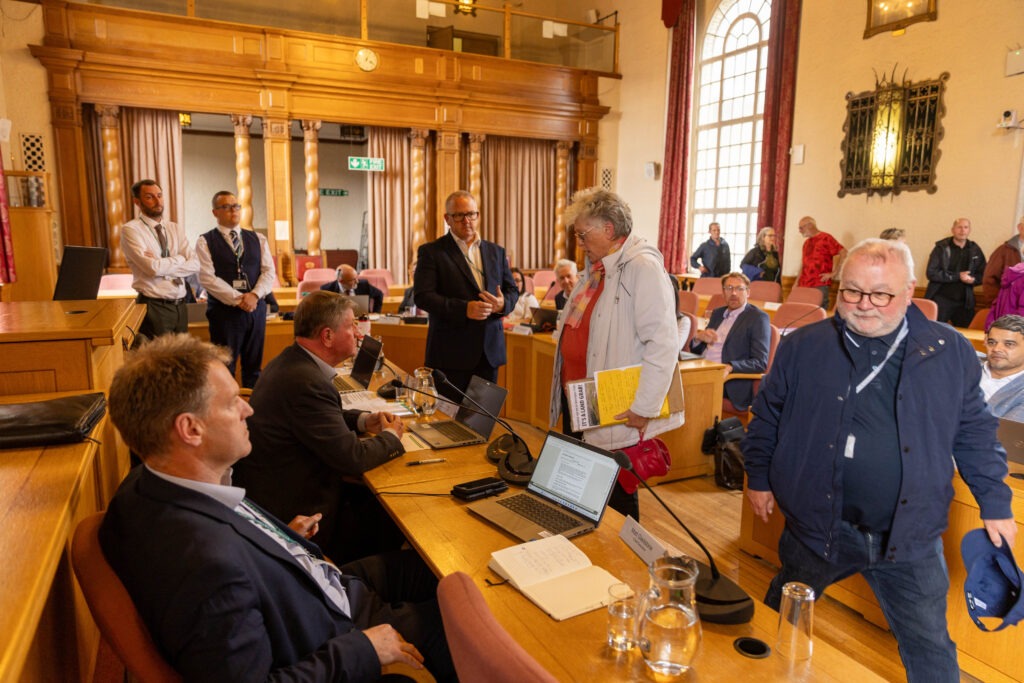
[854, 319, 908, 394]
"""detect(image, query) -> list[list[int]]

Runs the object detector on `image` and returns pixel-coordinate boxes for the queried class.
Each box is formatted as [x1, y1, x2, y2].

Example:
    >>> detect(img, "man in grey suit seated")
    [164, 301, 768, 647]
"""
[99, 334, 455, 682]
[689, 271, 771, 410]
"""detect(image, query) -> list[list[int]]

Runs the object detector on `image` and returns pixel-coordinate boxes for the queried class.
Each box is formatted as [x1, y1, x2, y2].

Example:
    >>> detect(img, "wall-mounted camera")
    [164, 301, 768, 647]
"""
[998, 109, 1019, 128]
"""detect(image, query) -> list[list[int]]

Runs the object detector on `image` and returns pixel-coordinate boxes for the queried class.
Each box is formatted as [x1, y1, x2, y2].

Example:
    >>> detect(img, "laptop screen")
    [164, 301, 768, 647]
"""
[455, 375, 508, 439]
[350, 335, 382, 388]
[53, 246, 108, 301]
[526, 431, 620, 524]
[997, 418, 1024, 466]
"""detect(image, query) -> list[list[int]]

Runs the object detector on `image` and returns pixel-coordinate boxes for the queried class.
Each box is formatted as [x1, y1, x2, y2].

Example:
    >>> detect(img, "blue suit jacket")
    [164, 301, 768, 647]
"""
[690, 304, 770, 410]
[320, 278, 385, 313]
[99, 467, 381, 682]
[413, 233, 517, 370]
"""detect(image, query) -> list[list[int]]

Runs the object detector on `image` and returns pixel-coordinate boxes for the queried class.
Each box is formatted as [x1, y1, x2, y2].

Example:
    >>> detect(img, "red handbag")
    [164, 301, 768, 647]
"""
[616, 437, 671, 495]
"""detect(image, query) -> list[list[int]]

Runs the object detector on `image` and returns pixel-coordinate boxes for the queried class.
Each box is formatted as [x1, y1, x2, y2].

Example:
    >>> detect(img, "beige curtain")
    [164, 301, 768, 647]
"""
[367, 126, 412, 278]
[118, 108, 185, 227]
[481, 136, 556, 270]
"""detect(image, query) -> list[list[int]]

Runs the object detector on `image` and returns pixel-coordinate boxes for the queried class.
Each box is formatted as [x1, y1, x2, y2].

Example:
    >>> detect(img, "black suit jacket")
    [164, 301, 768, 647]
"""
[554, 290, 568, 311]
[320, 279, 385, 313]
[99, 467, 381, 682]
[413, 233, 517, 370]
[233, 344, 403, 552]
[690, 304, 771, 410]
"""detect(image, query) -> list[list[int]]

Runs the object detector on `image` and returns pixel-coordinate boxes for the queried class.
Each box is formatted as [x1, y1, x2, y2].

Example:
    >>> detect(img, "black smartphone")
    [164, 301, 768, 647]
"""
[451, 476, 507, 500]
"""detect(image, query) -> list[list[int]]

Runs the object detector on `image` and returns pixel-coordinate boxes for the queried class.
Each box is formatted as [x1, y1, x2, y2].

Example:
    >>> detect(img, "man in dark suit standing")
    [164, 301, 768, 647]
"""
[99, 334, 454, 682]
[321, 264, 385, 313]
[196, 191, 276, 388]
[414, 190, 518, 402]
[690, 272, 771, 410]
[234, 291, 406, 563]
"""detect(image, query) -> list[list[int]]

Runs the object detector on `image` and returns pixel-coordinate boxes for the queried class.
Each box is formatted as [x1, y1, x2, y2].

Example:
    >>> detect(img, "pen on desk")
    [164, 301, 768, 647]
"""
[406, 458, 446, 466]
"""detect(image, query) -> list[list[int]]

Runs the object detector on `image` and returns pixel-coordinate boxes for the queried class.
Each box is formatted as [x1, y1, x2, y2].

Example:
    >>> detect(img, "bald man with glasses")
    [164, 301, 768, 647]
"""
[413, 190, 518, 402]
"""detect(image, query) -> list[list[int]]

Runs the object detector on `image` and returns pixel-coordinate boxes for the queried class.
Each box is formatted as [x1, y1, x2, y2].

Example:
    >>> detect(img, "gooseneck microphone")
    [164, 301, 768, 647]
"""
[612, 450, 754, 625]
[432, 370, 536, 485]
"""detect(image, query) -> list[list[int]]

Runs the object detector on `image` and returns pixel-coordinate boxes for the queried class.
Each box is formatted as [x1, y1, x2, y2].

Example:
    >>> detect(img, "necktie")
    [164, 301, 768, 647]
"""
[153, 224, 170, 258]
[230, 229, 242, 258]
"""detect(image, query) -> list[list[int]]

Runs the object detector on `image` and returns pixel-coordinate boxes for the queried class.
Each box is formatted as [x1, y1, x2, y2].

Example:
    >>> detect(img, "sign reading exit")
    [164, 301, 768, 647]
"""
[319, 188, 349, 197]
[348, 156, 385, 172]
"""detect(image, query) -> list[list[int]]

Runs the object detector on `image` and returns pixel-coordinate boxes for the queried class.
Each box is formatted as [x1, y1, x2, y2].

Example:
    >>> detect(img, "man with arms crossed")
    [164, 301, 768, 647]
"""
[981, 314, 1024, 421]
[234, 291, 405, 563]
[689, 221, 731, 278]
[120, 179, 198, 340]
[100, 334, 454, 682]
[197, 191, 276, 388]
[414, 190, 518, 402]
[744, 238, 1015, 682]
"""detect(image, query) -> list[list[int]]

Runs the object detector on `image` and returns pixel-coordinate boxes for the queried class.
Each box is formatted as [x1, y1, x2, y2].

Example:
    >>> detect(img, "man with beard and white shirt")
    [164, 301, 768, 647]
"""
[744, 238, 1015, 682]
[120, 179, 199, 340]
[981, 314, 1024, 422]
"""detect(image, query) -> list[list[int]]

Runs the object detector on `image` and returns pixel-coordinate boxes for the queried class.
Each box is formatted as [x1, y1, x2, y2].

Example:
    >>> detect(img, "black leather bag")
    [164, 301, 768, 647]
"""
[0, 393, 107, 449]
[702, 416, 746, 490]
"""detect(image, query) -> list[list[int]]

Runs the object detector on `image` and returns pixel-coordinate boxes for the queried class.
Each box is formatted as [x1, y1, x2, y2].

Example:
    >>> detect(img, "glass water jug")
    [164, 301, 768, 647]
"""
[637, 554, 702, 675]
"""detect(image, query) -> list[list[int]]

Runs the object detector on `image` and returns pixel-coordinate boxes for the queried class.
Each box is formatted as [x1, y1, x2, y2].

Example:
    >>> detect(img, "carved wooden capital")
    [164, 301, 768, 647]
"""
[409, 128, 430, 147]
[436, 130, 461, 152]
[231, 114, 253, 135]
[556, 140, 572, 153]
[468, 133, 486, 145]
[263, 118, 291, 140]
[95, 104, 120, 128]
[301, 119, 322, 134]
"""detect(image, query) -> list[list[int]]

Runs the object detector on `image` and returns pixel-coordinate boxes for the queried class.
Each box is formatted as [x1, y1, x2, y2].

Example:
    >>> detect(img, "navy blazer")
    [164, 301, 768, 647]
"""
[320, 278, 385, 313]
[99, 467, 381, 682]
[690, 304, 771, 410]
[413, 233, 517, 370]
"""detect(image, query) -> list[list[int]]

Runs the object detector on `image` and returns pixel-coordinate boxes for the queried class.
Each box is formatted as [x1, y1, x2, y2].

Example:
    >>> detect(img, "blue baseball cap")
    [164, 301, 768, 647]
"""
[961, 528, 1024, 632]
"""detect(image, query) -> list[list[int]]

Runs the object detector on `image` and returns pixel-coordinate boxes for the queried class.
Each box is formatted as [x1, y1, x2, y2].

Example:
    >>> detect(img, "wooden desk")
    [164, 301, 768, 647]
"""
[0, 414, 104, 683]
[364, 452, 885, 681]
[740, 462, 1024, 683]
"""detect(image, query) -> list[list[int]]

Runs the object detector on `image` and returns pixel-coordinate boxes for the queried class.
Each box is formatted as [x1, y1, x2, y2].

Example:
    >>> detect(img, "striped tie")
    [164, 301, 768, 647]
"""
[230, 229, 242, 257]
[153, 224, 169, 258]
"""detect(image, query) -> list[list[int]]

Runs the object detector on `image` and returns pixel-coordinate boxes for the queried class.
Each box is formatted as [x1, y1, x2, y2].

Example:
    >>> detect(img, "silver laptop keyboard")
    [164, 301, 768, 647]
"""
[432, 420, 478, 442]
[333, 375, 360, 393]
[497, 494, 579, 534]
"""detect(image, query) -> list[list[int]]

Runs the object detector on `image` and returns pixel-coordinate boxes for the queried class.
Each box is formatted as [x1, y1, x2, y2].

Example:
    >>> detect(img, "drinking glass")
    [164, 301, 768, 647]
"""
[606, 583, 636, 651]
[776, 582, 814, 660]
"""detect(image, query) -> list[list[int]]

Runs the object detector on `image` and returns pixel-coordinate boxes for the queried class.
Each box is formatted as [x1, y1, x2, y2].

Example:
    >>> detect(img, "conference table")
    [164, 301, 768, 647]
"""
[363, 419, 884, 681]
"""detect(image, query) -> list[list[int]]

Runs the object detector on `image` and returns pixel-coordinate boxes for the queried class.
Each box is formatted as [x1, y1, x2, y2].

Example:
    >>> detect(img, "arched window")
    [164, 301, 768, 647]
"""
[691, 0, 771, 270]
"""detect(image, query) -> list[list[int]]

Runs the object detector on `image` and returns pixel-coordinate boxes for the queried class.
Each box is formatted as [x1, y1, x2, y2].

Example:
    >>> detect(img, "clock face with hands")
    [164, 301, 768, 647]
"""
[355, 47, 379, 72]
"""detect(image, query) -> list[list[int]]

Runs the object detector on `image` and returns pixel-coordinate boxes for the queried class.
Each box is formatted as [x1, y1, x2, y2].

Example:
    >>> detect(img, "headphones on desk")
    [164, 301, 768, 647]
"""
[487, 433, 535, 485]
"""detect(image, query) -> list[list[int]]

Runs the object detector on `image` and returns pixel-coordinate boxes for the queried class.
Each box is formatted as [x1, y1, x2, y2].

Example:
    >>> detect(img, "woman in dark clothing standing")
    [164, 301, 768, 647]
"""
[741, 226, 781, 282]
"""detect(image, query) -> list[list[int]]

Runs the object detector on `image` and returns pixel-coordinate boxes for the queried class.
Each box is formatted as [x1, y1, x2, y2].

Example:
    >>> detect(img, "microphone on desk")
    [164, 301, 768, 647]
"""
[611, 450, 754, 625]
[431, 370, 536, 486]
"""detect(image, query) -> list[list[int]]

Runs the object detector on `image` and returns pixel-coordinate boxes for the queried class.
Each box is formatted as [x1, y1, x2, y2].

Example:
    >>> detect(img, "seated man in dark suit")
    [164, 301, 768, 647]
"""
[99, 334, 455, 682]
[553, 258, 578, 311]
[234, 291, 406, 563]
[321, 264, 385, 313]
[689, 271, 771, 410]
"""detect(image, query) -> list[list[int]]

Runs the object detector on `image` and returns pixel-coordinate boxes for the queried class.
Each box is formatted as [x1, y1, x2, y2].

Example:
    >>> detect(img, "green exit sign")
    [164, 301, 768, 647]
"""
[348, 156, 385, 172]
[319, 188, 349, 197]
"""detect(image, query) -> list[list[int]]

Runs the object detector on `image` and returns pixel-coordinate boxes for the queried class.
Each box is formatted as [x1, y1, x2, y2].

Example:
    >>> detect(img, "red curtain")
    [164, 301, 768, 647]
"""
[757, 0, 803, 262]
[657, 2, 696, 274]
[662, 0, 684, 28]
[0, 156, 15, 285]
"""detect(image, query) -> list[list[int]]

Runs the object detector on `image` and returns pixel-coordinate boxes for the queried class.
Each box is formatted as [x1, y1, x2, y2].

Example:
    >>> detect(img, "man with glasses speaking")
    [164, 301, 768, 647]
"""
[197, 191, 277, 388]
[744, 238, 1015, 682]
[689, 272, 771, 412]
[414, 190, 517, 402]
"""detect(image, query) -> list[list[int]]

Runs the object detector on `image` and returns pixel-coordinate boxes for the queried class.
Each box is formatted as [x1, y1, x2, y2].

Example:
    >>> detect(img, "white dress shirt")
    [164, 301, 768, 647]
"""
[196, 225, 277, 306]
[980, 363, 1024, 401]
[121, 215, 199, 300]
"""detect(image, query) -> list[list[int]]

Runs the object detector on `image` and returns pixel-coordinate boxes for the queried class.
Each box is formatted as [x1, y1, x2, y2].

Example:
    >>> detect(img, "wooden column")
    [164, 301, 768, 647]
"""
[301, 119, 322, 256]
[96, 104, 126, 270]
[434, 129, 461, 237]
[467, 133, 485, 201]
[263, 117, 294, 284]
[409, 128, 429, 259]
[554, 140, 571, 263]
[231, 114, 254, 231]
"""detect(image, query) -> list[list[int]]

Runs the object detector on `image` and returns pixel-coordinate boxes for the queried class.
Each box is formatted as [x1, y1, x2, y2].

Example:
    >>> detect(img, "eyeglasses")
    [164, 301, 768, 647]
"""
[215, 203, 242, 211]
[723, 285, 748, 293]
[575, 225, 599, 241]
[448, 211, 479, 222]
[838, 288, 897, 307]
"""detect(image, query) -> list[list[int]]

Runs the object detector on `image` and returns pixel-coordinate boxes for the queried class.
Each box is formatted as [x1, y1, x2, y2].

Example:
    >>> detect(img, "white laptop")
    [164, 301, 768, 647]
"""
[344, 294, 371, 316]
[407, 376, 507, 450]
[468, 431, 620, 541]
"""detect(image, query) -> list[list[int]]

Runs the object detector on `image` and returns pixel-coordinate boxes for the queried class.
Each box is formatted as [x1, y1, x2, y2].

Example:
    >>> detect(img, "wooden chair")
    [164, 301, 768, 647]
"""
[911, 297, 938, 321]
[773, 302, 827, 330]
[785, 286, 824, 306]
[969, 308, 990, 330]
[691, 277, 722, 296]
[679, 310, 698, 354]
[532, 269, 557, 290]
[677, 289, 699, 316]
[704, 293, 726, 316]
[297, 277, 331, 296]
[71, 513, 183, 683]
[748, 280, 782, 303]
[722, 324, 781, 424]
[438, 571, 557, 683]
[301, 267, 336, 282]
